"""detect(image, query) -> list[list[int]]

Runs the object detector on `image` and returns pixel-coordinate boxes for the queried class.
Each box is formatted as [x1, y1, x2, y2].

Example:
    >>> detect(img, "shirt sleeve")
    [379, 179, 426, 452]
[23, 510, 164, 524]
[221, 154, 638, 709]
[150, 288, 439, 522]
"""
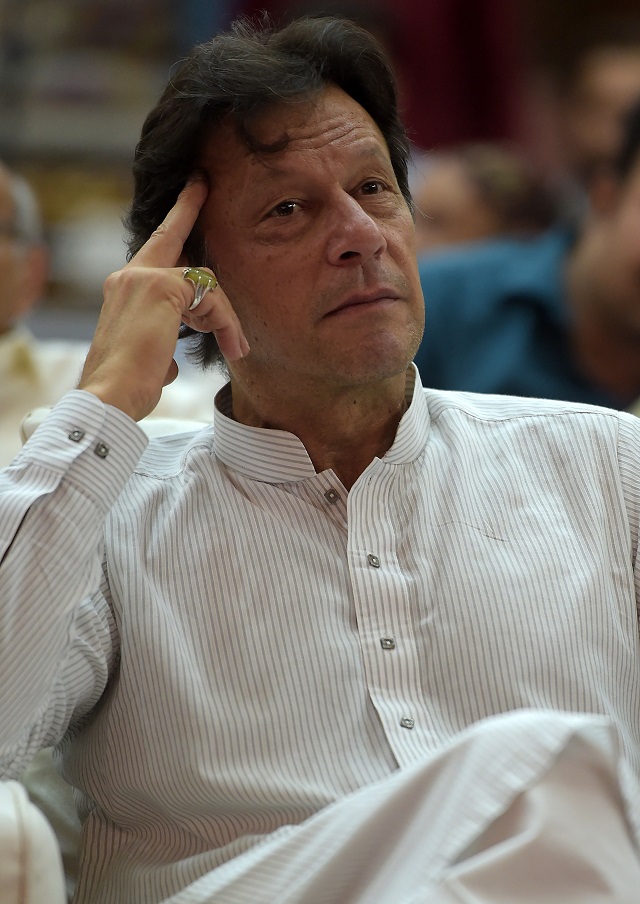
[0, 390, 148, 777]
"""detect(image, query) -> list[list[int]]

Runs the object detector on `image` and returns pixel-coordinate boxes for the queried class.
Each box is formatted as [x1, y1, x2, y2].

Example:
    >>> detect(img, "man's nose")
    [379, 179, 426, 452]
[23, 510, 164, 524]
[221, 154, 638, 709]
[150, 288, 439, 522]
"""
[325, 194, 387, 265]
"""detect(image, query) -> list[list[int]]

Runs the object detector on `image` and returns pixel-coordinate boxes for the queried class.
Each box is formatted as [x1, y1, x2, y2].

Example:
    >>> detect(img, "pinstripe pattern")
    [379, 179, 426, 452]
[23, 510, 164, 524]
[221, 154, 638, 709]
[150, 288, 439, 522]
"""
[2, 369, 640, 902]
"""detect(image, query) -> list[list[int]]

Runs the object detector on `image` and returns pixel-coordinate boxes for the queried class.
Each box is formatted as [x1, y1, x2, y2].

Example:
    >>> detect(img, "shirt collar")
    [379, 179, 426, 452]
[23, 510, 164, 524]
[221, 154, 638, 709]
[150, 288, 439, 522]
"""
[212, 363, 429, 483]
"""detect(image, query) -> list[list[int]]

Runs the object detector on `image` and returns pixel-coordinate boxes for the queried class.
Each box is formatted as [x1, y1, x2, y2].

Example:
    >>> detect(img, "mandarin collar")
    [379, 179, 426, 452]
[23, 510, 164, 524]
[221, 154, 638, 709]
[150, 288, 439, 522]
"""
[212, 364, 430, 483]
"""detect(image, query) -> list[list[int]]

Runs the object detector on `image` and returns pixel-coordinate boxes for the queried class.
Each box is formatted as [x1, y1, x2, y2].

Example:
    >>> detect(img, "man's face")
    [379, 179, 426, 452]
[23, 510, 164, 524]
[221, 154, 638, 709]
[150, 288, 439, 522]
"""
[198, 86, 424, 395]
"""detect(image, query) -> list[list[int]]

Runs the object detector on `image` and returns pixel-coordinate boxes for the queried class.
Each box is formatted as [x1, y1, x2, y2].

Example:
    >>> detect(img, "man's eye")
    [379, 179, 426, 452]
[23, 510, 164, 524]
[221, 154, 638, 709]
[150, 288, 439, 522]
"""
[269, 201, 299, 218]
[361, 180, 386, 195]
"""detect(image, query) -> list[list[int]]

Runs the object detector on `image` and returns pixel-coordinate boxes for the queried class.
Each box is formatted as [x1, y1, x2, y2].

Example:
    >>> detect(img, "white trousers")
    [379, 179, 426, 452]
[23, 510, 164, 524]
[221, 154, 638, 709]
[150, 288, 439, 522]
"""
[0, 779, 66, 904]
[166, 710, 640, 904]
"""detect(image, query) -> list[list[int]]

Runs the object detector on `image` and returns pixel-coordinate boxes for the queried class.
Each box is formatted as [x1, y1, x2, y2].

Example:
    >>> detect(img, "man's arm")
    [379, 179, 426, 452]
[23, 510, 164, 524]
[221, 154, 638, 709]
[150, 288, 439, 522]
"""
[0, 177, 247, 772]
[0, 391, 147, 773]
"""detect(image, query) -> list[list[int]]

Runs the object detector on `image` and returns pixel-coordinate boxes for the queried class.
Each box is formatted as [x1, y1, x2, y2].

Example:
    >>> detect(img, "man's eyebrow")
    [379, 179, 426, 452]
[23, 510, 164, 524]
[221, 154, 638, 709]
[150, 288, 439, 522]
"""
[363, 144, 393, 165]
[246, 143, 394, 192]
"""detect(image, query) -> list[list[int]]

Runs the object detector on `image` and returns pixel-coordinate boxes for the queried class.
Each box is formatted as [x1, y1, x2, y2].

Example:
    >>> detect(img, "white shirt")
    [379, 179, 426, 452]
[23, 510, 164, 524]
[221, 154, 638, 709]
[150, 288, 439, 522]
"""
[0, 326, 224, 466]
[1, 366, 640, 902]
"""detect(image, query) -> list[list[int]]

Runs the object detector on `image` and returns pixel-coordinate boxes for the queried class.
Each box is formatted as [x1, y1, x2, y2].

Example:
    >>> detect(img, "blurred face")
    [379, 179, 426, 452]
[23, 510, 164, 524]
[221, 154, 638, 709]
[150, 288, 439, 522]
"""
[564, 48, 640, 180]
[413, 158, 502, 254]
[198, 86, 424, 398]
[589, 160, 640, 334]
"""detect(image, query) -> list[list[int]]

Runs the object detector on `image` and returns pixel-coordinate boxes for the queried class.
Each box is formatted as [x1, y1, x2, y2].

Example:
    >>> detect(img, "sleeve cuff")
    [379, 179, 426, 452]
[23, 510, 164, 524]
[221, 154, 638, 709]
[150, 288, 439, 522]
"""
[14, 390, 148, 515]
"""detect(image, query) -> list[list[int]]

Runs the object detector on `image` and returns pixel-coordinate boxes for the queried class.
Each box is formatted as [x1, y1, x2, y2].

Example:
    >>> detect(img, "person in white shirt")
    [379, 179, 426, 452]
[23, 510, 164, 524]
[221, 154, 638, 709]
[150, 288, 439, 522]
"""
[2, 15, 640, 904]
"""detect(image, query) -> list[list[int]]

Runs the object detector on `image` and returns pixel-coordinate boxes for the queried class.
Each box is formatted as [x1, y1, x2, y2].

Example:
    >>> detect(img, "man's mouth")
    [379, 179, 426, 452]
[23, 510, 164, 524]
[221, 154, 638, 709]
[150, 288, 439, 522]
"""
[325, 288, 402, 316]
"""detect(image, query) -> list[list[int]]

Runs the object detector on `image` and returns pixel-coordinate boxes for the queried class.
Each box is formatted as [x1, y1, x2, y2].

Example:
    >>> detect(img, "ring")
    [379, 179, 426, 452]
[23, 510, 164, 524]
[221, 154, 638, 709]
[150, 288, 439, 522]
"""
[182, 267, 218, 311]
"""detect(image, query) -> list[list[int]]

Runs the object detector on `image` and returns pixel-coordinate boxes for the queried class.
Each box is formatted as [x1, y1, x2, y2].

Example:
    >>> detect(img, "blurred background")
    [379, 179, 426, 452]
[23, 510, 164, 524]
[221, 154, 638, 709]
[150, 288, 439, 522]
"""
[2, 0, 639, 341]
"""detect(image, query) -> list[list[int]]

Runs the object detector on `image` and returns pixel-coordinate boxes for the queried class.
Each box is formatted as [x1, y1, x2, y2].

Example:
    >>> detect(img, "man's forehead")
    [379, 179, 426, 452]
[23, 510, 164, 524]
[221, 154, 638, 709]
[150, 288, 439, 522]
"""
[199, 87, 389, 181]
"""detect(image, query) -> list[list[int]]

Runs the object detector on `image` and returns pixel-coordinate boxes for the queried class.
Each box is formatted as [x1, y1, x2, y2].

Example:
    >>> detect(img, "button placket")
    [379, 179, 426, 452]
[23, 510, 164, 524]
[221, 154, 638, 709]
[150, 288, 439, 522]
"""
[348, 475, 427, 763]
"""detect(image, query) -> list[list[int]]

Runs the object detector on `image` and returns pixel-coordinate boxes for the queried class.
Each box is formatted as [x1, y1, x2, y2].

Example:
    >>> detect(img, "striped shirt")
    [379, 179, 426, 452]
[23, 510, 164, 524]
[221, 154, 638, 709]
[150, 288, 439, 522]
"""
[1, 365, 640, 902]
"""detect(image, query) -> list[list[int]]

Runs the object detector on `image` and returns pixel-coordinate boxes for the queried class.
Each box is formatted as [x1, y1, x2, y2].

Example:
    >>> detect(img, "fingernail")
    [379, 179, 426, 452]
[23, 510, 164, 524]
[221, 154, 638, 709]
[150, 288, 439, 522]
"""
[186, 170, 207, 187]
[241, 337, 251, 357]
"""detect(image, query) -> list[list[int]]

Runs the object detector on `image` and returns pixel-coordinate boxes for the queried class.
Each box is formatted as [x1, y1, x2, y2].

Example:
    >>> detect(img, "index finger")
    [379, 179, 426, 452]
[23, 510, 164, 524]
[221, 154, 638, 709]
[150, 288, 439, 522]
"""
[130, 177, 209, 269]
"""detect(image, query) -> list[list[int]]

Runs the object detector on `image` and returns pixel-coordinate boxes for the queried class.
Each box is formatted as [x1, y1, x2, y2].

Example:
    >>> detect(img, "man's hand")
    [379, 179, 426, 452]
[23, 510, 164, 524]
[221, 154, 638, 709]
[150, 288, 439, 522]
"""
[78, 178, 248, 422]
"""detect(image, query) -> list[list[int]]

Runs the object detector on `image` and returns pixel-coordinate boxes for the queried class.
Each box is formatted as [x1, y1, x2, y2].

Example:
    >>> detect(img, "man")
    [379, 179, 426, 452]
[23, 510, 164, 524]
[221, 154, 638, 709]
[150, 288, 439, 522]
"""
[2, 16, 640, 904]
[414, 96, 640, 410]
[0, 161, 226, 466]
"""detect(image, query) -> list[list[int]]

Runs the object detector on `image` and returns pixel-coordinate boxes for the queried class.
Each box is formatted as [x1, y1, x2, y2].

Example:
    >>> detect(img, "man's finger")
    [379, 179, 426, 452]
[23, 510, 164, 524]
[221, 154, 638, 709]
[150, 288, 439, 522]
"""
[181, 282, 250, 361]
[131, 178, 208, 270]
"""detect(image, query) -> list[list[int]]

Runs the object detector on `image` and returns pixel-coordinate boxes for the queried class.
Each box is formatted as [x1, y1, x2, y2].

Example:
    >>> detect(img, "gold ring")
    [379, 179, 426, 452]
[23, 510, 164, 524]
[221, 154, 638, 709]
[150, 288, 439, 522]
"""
[182, 267, 218, 311]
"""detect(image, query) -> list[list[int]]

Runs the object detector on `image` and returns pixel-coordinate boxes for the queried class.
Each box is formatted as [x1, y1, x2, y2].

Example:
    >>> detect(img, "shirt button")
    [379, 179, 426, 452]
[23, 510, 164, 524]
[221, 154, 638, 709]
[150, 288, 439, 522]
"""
[367, 554, 380, 568]
[400, 716, 415, 730]
[324, 489, 340, 504]
[380, 636, 396, 650]
[68, 428, 85, 442]
[94, 442, 110, 459]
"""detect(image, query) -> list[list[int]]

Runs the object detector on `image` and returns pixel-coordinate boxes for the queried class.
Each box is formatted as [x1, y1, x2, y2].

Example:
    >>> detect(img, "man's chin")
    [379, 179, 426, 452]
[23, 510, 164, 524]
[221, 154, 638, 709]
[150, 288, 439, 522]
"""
[324, 343, 415, 388]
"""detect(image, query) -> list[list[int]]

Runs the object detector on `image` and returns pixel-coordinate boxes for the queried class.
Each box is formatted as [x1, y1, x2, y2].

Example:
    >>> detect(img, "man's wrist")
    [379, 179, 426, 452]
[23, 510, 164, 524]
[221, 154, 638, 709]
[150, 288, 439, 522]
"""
[77, 380, 154, 423]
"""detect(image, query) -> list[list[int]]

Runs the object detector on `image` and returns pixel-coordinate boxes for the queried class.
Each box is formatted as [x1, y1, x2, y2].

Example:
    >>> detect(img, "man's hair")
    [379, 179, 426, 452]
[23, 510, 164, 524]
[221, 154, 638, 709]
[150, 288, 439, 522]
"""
[125, 15, 412, 368]
[615, 98, 640, 182]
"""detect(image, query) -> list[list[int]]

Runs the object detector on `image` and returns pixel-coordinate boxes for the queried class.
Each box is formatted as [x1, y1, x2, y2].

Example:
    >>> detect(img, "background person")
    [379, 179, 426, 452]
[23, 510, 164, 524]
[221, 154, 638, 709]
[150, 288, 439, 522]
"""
[539, 18, 640, 225]
[414, 97, 640, 409]
[0, 161, 88, 464]
[410, 143, 558, 255]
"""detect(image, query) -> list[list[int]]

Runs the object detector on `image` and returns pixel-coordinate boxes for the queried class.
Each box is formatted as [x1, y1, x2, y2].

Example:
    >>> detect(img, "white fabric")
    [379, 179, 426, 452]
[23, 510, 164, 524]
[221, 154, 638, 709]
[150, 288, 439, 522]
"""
[20, 750, 80, 903]
[2, 366, 640, 901]
[0, 326, 223, 466]
[0, 779, 66, 904]
[162, 711, 640, 904]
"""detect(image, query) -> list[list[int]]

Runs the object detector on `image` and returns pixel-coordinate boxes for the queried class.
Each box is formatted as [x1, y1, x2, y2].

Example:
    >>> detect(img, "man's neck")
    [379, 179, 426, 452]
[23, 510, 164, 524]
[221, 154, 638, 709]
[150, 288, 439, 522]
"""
[229, 369, 411, 490]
